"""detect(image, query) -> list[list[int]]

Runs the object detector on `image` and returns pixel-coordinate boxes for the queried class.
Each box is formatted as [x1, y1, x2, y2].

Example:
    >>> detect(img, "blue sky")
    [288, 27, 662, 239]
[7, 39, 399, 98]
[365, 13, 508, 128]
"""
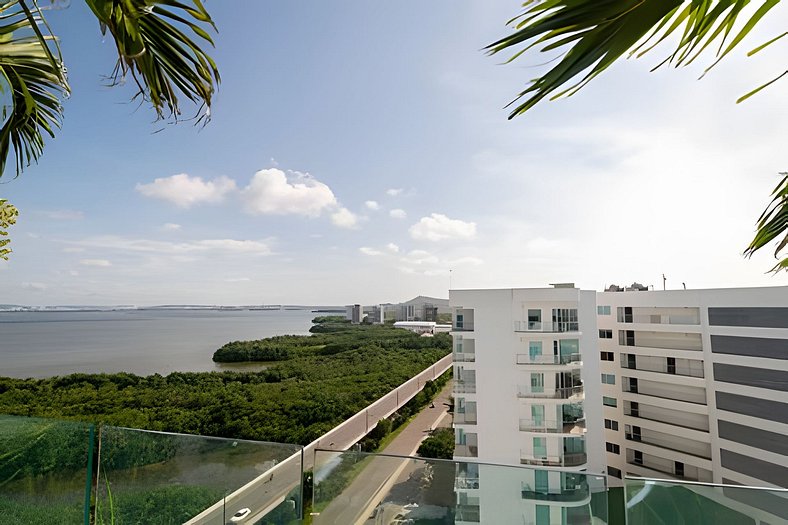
[1, 1, 786, 305]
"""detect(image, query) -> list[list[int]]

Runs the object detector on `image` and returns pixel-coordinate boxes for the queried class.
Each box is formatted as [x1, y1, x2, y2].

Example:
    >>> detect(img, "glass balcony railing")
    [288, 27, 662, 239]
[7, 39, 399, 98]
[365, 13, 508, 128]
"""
[0, 415, 303, 525]
[454, 411, 478, 424]
[311, 450, 608, 524]
[514, 321, 580, 333]
[625, 477, 788, 525]
[516, 353, 582, 365]
[520, 452, 588, 467]
[519, 418, 586, 434]
[454, 380, 477, 394]
[453, 352, 476, 362]
[0, 415, 95, 525]
[517, 385, 584, 399]
[96, 426, 302, 525]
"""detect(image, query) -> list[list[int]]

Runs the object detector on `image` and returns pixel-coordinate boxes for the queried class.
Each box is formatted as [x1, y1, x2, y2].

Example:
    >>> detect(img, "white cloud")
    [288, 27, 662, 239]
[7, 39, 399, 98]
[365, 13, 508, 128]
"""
[136, 173, 236, 208]
[21, 282, 47, 291]
[402, 249, 440, 266]
[70, 236, 272, 256]
[63, 247, 85, 253]
[242, 169, 337, 217]
[162, 223, 182, 231]
[386, 243, 400, 253]
[360, 247, 383, 256]
[386, 188, 403, 196]
[389, 209, 407, 219]
[80, 259, 112, 267]
[331, 207, 359, 229]
[365, 200, 380, 211]
[409, 213, 477, 242]
[69, 270, 79, 276]
[224, 277, 251, 282]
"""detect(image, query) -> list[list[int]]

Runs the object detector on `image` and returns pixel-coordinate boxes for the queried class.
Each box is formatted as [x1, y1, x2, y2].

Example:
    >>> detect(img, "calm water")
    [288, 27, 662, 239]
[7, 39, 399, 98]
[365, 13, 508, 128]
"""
[0, 309, 316, 378]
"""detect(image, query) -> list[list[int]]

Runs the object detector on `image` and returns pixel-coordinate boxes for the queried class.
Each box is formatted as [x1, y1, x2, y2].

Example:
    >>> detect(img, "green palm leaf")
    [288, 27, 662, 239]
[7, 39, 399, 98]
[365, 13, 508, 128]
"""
[0, 0, 68, 177]
[744, 173, 788, 272]
[487, 0, 785, 118]
[83, 0, 220, 124]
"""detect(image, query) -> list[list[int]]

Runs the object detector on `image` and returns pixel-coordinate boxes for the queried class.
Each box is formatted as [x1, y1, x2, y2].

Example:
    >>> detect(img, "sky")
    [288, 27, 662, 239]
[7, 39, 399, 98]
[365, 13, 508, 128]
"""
[1, 1, 787, 306]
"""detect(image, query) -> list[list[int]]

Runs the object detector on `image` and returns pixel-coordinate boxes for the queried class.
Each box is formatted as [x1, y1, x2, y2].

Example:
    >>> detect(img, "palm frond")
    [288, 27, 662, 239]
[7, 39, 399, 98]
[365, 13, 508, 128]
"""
[83, 0, 220, 124]
[487, 0, 785, 118]
[744, 173, 788, 272]
[0, 0, 68, 177]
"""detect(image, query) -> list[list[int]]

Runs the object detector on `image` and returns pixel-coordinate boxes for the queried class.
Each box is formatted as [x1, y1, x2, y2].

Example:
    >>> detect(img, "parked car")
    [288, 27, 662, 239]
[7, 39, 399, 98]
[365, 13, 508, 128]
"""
[230, 508, 251, 522]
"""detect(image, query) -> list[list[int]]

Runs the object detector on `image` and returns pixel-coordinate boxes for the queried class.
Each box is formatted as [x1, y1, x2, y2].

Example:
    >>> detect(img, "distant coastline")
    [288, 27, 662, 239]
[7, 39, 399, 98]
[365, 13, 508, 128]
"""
[0, 304, 346, 313]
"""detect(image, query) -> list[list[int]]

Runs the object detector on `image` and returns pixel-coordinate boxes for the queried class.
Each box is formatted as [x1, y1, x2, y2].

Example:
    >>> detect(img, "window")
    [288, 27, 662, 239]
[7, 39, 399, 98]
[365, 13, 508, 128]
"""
[528, 341, 543, 360]
[530, 373, 544, 393]
[598, 329, 613, 339]
[628, 377, 639, 394]
[617, 306, 633, 323]
[629, 401, 639, 417]
[606, 442, 620, 454]
[675, 461, 685, 477]
[667, 357, 676, 374]
[552, 308, 578, 332]
[633, 450, 643, 465]
[603, 396, 617, 407]
[604, 419, 619, 431]
[600, 351, 614, 361]
[619, 329, 635, 346]
[607, 466, 622, 479]
[455, 314, 464, 329]
[601, 373, 616, 385]
[527, 309, 541, 330]
[598, 305, 611, 315]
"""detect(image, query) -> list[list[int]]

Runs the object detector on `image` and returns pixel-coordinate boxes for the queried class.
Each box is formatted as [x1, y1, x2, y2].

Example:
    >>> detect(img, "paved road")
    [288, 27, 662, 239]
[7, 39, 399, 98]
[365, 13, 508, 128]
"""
[186, 355, 452, 525]
[313, 382, 454, 525]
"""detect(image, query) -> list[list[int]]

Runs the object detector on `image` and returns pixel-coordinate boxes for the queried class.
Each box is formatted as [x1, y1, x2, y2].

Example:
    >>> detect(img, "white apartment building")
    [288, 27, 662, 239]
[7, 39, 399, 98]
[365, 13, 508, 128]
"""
[450, 286, 606, 525]
[597, 285, 788, 523]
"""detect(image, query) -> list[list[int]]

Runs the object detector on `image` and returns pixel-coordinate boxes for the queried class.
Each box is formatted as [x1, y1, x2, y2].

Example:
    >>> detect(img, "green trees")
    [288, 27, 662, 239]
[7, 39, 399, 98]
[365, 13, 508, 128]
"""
[488, 1, 787, 271]
[0, 199, 18, 260]
[0, 326, 451, 445]
[0, 0, 219, 256]
[417, 428, 455, 460]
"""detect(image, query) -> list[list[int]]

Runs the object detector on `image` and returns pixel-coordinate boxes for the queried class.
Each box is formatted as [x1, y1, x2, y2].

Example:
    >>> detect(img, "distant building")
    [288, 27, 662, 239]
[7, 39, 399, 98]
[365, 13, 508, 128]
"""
[393, 321, 452, 335]
[345, 304, 362, 324]
[395, 296, 451, 322]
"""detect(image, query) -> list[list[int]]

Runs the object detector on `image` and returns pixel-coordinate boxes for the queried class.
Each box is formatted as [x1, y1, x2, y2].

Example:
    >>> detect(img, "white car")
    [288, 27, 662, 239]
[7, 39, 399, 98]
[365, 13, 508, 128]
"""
[230, 508, 251, 522]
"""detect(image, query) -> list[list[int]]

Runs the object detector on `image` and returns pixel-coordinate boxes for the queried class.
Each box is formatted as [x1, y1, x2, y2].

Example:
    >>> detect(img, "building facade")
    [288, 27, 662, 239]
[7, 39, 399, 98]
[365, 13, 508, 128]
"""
[598, 285, 788, 523]
[450, 286, 606, 524]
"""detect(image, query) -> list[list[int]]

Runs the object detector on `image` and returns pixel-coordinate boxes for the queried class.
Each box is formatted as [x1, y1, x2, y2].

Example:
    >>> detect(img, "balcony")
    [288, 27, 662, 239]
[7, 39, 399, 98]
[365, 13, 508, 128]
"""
[520, 452, 588, 467]
[517, 385, 584, 400]
[454, 352, 476, 362]
[521, 480, 589, 502]
[454, 380, 477, 394]
[454, 411, 478, 425]
[514, 321, 580, 333]
[455, 504, 481, 522]
[453, 308, 475, 332]
[516, 353, 582, 365]
[455, 477, 480, 490]
[625, 428, 711, 459]
[454, 444, 479, 457]
[519, 418, 585, 434]
[621, 354, 704, 378]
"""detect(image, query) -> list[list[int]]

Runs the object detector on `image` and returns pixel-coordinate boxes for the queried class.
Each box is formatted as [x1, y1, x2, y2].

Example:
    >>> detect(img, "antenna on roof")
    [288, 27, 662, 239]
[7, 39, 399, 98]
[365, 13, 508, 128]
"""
[662, 274, 666, 291]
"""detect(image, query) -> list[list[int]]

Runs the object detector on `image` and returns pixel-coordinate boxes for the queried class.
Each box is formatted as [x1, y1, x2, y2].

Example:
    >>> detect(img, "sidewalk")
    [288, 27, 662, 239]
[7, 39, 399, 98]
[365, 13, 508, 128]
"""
[313, 381, 454, 524]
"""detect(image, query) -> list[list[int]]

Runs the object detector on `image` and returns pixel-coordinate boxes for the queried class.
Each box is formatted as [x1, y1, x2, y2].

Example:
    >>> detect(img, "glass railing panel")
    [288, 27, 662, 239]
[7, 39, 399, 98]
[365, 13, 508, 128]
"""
[0, 415, 95, 525]
[94, 426, 302, 525]
[625, 477, 788, 525]
[312, 450, 607, 524]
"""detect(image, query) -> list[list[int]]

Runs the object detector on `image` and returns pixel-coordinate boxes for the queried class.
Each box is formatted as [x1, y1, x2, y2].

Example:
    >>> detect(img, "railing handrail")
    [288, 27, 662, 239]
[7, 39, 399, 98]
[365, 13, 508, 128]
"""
[516, 353, 582, 365]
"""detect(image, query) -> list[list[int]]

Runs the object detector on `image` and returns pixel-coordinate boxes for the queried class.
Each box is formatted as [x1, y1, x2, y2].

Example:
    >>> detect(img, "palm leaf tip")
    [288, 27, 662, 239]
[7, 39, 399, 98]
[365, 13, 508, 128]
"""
[744, 173, 788, 273]
[84, 0, 220, 124]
